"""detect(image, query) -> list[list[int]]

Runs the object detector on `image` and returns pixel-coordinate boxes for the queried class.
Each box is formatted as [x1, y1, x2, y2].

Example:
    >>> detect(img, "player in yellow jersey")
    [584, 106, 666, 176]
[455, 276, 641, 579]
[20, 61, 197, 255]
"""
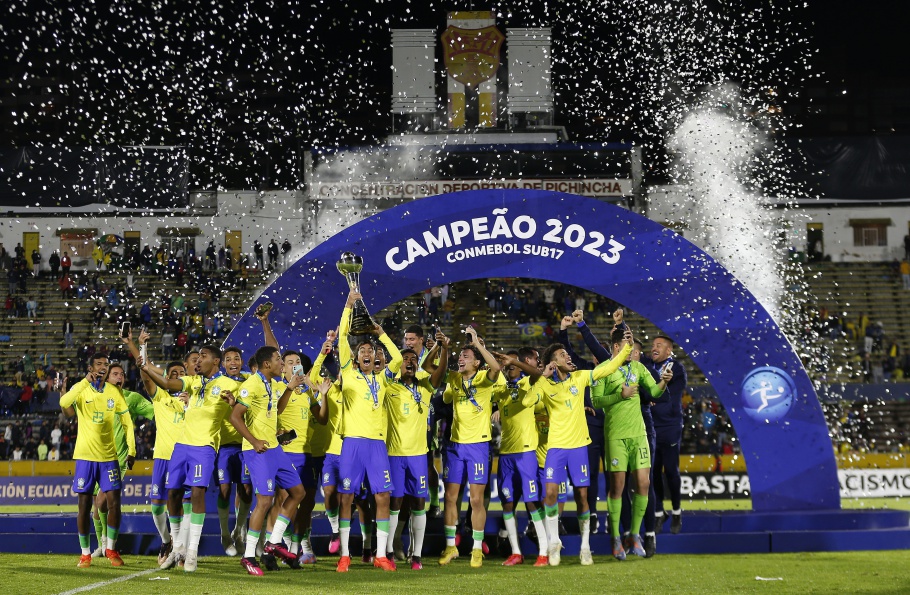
[309, 330, 346, 555]
[425, 327, 503, 569]
[231, 346, 308, 575]
[536, 331, 632, 566]
[122, 330, 192, 565]
[322, 289, 402, 573]
[217, 345, 253, 556]
[141, 344, 239, 572]
[383, 334, 449, 569]
[60, 353, 133, 569]
[492, 348, 548, 567]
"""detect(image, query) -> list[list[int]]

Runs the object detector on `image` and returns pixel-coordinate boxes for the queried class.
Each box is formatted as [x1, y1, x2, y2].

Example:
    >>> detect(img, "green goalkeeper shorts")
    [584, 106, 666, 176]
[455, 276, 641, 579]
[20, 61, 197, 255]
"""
[607, 435, 651, 472]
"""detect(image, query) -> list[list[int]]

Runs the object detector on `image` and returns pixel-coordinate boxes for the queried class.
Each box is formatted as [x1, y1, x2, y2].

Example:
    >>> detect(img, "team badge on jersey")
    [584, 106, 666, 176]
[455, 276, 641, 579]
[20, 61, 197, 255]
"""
[240, 389, 249, 397]
[570, 386, 578, 395]
[323, 472, 330, 484]
[502, 487, 511, 499]
[218, 469, 225, 480]
[546, 467, 554, 479]
[77, 477, 85, 489]
[152, 484, 159, 496]
[212, 386, 221, 395]
[267, 479, 274, 491]
[611, 458, 619, 467]
[342, 478, 351, 490]
[107, 398, 114, 409]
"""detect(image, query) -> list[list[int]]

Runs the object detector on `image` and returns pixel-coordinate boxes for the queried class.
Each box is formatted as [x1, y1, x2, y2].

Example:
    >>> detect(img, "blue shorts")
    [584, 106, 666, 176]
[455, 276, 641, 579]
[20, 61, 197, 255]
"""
[389, 454, 429, 498]
[339, 437, 393, 495]
[305, 455, 324, 489]
[166, 443, 215, 490]
[243, 448, 302, 497]
[498, 451, 540, 503]
[286, 453, 319, 488]
[216, 444, 251, 485]
[322, 453, 341, 487]
[544, 446, 590, 488]
[73, 460, 121, 494]
[539, 466, 568, 503]
[151, 458, 169, 500]
[443, 442, 490, 486]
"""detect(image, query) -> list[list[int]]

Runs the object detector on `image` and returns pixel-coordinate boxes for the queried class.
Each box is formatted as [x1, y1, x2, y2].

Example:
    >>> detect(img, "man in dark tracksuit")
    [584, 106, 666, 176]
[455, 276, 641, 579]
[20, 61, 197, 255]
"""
[642, 336, 687, 534]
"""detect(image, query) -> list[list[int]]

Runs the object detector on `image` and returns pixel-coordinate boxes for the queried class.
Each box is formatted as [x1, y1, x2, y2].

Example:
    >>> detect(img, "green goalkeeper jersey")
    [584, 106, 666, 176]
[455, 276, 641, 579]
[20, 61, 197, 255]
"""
[590, 360, 664, 440]
[114, 389, 155, 467]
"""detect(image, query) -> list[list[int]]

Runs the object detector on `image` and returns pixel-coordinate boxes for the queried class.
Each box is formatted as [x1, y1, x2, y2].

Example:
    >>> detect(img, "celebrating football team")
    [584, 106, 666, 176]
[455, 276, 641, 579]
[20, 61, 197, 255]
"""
[61, 282, 684, 573]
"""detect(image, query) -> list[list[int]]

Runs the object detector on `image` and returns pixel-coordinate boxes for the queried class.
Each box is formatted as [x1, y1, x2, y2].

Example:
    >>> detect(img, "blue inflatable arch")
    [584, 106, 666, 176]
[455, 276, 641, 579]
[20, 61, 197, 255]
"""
[224, 189, 840, 512]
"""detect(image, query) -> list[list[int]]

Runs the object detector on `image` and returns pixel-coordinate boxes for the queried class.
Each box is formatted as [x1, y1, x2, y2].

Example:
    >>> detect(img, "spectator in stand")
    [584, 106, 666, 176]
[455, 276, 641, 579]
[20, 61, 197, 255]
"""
[205, 241, 216, 270]
[50, 424, 62, 448]
[5, 294, 14, 318]
[268, 238, 279, 269]
[48, 444, 60, 461]
[60, 251, 71, 277]
[901, 260, 910, 290]
[58, 273, 74, 300]
[63, 316, 75, 349]
[91, 244, 103, 270]
[254, 240, 264, 269]
[31, 249, 41, 277]
[162, 328, 175, 360]
[18, 382, 33, 414]
[48, 250, 60, 278]
[26, 296, 37, 318]
[7, 267, 17, 295]
[37, 439, 48, 461]
[281, 238, 292, 270]
[175, 330, 187, 356]
[12, 446, 22, 461]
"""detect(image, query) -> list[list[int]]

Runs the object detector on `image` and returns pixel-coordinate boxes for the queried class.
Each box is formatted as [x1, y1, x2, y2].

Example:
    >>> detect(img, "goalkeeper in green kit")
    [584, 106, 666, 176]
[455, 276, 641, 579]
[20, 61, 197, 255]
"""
[590, 326, 672, 561]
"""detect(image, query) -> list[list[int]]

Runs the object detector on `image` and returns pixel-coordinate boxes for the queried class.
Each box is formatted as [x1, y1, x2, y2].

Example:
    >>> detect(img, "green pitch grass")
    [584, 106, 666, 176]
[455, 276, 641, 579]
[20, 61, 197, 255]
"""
[2, 551, 906, 595]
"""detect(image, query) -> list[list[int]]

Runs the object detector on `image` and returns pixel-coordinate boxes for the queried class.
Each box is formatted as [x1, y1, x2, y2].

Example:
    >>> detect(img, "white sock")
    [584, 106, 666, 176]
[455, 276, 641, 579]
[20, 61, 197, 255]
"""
[106, 534, 117, 552]
[301, 534, 314, 555]
[504, 514, 521, 555]
[532, 516, 548, 555]
[411, 512, 427, 558]
[170, 518, 183, 551]
[153, 510, 170, 543]
[244, 532, 259, 558]
[340, 525, 351, 557]
[181, 514, 192, 551]
[387, 512, 399, 555]
[580, 515, 591, 550]
[188, 518, 204, 554]
[545, 514, 559, 545]
[233, 498, 251, 536]
[328, 511, 340, 534]
[269, 515, 290, 545]
[376, 527, 389, 559]
[673, 509, 681, 515]
[289, 538, 300, 555]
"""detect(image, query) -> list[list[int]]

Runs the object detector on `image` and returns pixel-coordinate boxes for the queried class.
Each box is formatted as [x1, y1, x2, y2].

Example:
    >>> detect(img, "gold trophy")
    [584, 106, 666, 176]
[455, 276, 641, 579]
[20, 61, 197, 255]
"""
[336, 251, 376, 334]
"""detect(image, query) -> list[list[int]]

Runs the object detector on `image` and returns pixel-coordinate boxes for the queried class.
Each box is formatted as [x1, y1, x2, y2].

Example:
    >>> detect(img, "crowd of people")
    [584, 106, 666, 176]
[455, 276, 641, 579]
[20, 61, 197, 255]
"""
[53, 285, 689, 575]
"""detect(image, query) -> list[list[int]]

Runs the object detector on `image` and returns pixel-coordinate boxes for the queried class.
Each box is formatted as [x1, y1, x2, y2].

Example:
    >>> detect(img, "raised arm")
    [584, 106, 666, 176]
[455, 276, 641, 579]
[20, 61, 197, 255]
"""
[377, 323, 402, 374]
[337, 292, 356, 369]
[140, 361, 185, 392]
[429, 331, 449, 389]
[573, 309, 611, 363]
[557, 315, 593, 369]
[465, 326, 500, 382]
[310, 377, 334, 425]
[591, 329, 634, 381]
[258, 307, 280, 350]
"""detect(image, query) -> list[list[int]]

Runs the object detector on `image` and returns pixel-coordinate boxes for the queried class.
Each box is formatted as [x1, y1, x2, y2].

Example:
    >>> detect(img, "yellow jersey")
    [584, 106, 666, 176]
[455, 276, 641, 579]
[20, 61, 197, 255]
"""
[236, 372, 286, 451]
[309, 352, 345, 456]
[151, 387, 187, 460]
[537, 344, 631, 449]
[60, 379, 133, 462]
[179, 373, 240, 450]
[385, 371, 435, 457]
[335, 306, 402, 440]
[494, 375, 541, 455]
[276, 379, 316, 454]
[443, 369, 504, 444]
[533, 400, 550, 467]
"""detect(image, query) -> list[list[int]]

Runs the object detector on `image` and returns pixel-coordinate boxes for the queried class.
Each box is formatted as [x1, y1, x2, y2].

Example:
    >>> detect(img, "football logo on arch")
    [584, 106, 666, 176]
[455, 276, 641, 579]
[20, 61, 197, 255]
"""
[740, 366, 796, 422]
